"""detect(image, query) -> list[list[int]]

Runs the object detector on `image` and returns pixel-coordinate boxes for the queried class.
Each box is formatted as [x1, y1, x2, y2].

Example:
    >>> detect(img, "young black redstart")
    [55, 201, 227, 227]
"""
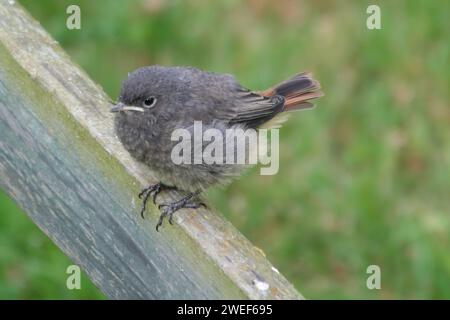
[111, 66, 323, 230]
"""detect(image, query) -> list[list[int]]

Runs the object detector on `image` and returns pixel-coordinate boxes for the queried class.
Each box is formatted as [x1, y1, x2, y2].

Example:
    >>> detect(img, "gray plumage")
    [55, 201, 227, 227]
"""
[113, 65, 322, 193]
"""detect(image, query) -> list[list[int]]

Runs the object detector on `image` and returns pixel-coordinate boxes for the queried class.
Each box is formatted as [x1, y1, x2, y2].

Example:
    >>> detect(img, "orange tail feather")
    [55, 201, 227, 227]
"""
[262, 72, 323, 111]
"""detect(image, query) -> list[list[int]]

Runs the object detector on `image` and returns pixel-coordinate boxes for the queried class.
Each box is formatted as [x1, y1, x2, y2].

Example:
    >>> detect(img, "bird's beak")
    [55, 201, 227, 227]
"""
[110, 102, 145, 113]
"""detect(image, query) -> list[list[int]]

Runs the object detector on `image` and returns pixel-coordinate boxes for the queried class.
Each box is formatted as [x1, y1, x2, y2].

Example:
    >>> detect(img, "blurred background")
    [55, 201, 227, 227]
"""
[0, 0, 449, 299]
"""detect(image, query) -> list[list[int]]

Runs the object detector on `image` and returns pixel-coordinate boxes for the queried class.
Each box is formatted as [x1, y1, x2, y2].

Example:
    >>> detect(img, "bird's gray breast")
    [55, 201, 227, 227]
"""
[115, 113, 173, 167]
[114, 113, 249, 192]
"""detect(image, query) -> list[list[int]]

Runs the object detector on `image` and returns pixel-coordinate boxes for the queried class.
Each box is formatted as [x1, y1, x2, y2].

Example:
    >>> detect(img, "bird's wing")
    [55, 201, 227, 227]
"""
[184, 71, 285, 128]
[226, 87, 285, 128]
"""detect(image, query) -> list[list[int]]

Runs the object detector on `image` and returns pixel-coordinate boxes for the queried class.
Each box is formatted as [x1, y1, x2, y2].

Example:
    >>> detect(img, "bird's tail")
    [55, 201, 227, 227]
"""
[262, 72, 323, 111]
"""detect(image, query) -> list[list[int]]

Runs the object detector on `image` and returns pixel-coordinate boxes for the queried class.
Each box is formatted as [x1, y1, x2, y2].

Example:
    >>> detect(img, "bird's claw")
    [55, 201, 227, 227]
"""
[138, 187, 202, 231]
[139, 183, 163, 219]
[139, 183, 161, 202]
[155, 195, 205, 231]
[155, 204, 179, 231]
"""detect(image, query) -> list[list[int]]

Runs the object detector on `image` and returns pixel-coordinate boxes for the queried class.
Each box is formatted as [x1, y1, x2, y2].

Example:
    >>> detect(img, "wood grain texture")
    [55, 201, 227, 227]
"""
[0, 0, 303, 299]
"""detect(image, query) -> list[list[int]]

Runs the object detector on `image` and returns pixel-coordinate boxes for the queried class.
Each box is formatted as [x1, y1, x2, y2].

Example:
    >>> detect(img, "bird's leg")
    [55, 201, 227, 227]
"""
[156, 190, 206, 231]
[138, 182, 175, 219]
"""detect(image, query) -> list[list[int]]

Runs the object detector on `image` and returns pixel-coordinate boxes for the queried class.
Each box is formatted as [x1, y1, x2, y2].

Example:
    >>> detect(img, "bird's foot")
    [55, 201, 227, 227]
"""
[156, 191, 206, 231]
[138, 182, 175, 219]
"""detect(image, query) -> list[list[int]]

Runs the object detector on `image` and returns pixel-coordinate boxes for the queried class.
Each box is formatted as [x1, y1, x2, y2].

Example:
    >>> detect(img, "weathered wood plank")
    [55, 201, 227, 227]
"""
[0, 0, 303, 299]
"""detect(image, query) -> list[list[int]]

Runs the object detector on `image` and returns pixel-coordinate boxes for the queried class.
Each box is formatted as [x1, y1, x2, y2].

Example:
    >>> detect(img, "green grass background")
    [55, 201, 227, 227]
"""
[0, 0, 449, 299]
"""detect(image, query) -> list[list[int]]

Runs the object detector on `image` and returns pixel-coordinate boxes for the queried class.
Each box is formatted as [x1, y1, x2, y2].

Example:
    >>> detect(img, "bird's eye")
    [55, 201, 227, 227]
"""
[143, 96, 157, 108]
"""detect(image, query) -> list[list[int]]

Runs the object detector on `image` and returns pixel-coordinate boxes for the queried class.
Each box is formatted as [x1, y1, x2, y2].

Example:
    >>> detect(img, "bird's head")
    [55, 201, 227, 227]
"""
[110, 66, 167, 123]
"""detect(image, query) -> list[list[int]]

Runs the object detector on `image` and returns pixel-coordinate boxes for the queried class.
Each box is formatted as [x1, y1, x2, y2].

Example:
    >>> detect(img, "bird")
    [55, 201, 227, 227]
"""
[111, 65, 323, 230]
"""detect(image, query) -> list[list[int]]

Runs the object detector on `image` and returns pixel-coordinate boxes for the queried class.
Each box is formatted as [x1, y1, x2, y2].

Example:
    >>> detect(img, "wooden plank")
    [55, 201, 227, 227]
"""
[0, 0, 303, 299]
